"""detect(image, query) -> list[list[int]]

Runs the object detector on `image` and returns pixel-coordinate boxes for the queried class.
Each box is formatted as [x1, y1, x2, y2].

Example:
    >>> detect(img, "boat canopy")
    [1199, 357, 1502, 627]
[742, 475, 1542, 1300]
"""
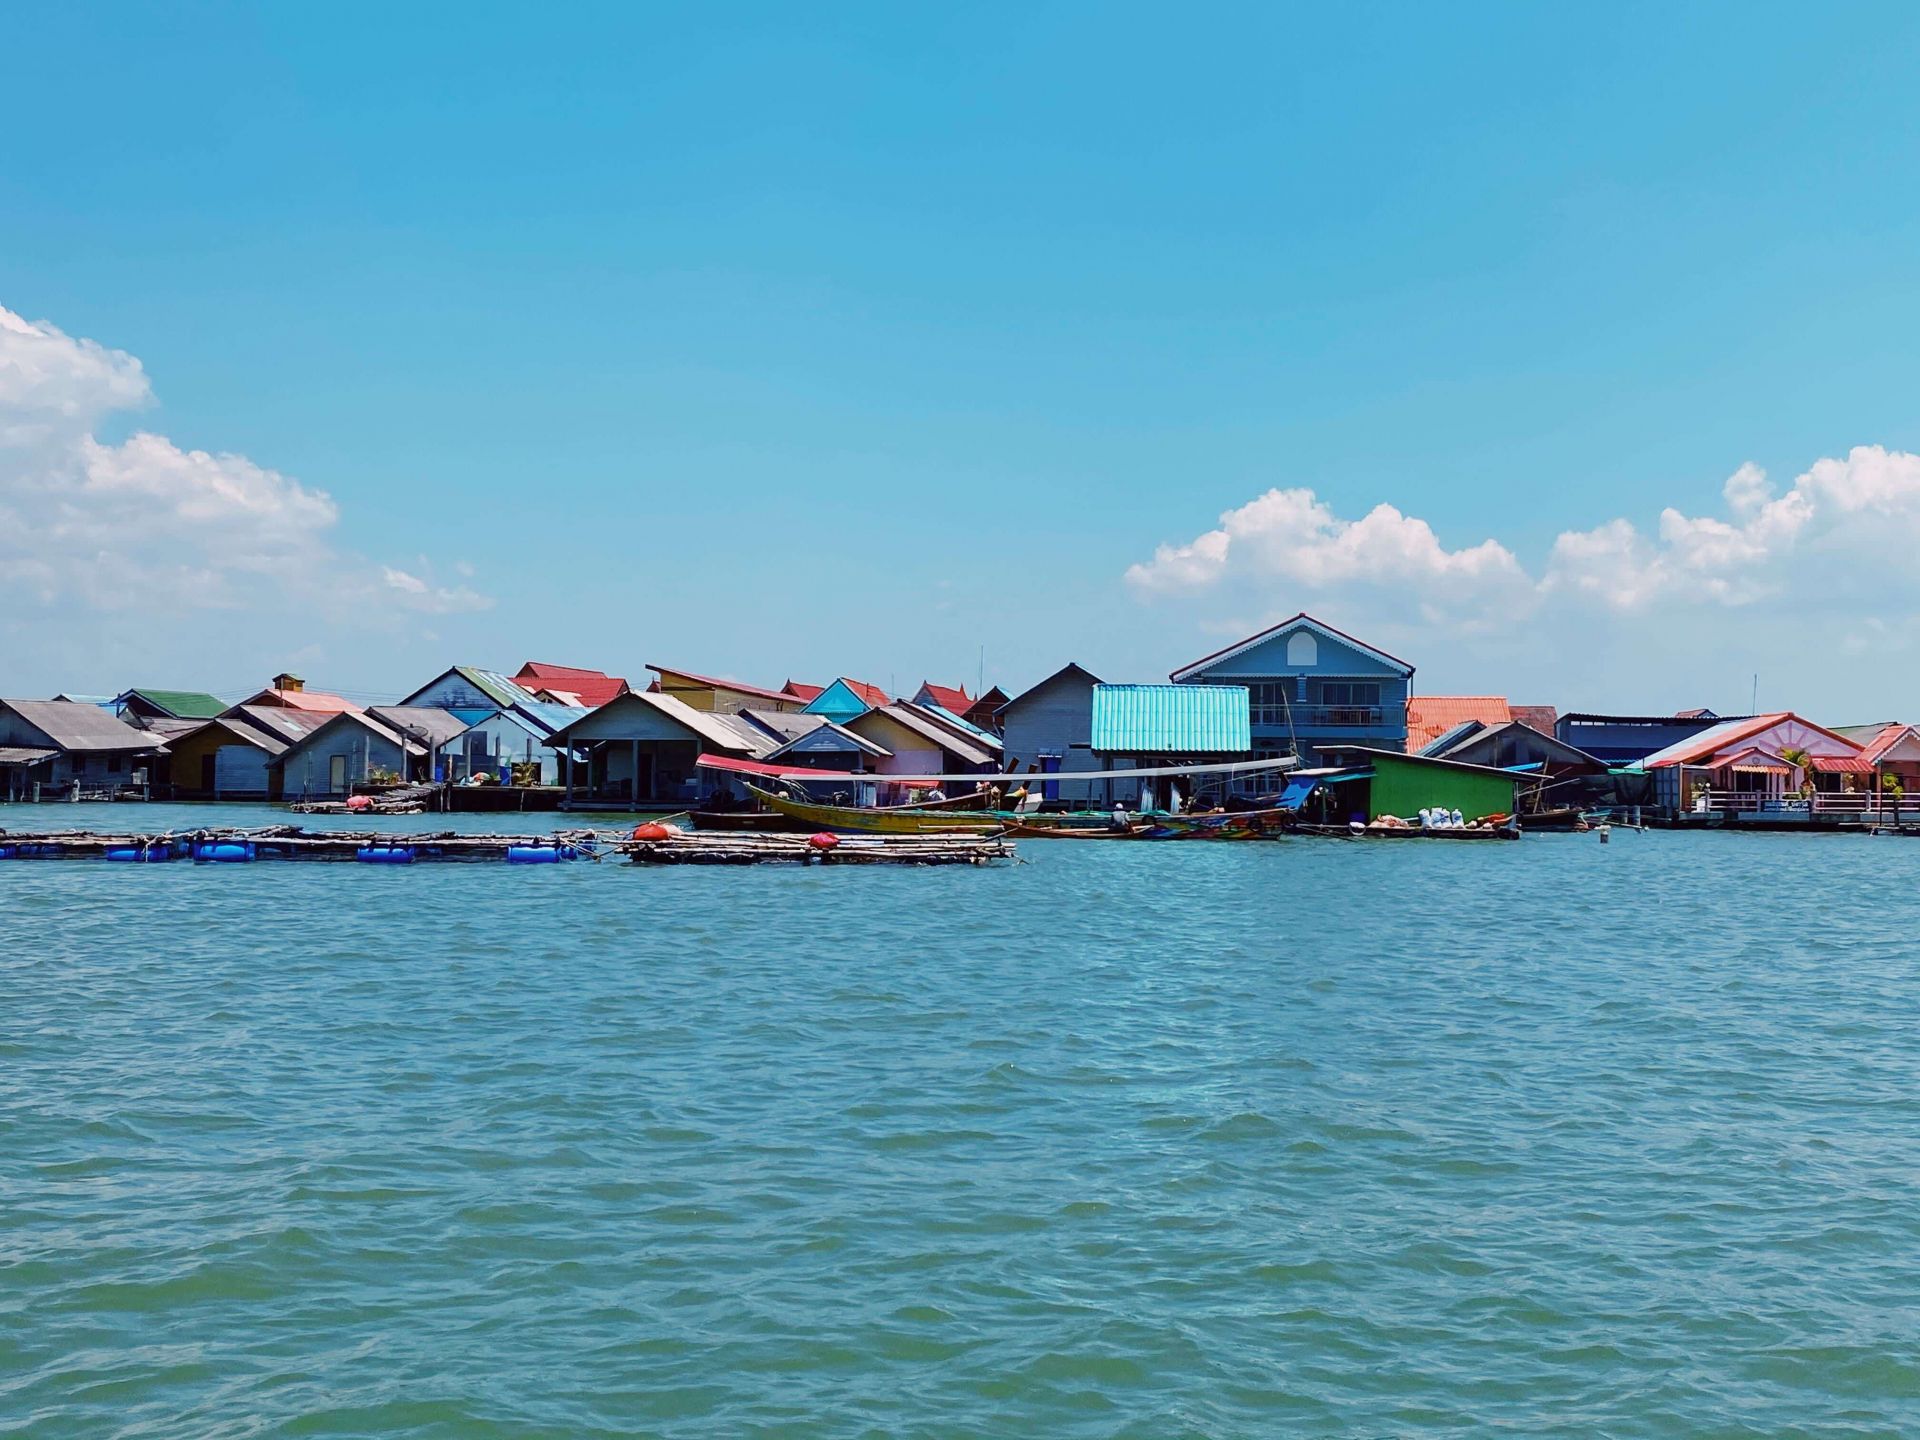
[694, 752, 1300, 786]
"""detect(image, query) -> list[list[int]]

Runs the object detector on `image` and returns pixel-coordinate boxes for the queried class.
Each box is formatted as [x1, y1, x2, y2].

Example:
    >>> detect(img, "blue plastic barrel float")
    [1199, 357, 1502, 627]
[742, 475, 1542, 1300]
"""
[105, 844, 177, 862]
[355, 845, 415, 864]
[193, 841, 256, 863]
[505, 843, 576, 864]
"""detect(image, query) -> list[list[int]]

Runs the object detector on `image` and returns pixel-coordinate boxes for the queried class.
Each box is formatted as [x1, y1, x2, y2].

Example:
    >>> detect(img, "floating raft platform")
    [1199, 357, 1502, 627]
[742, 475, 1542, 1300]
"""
[621, 830, 1016, 866]
[0, 825, 615, 864]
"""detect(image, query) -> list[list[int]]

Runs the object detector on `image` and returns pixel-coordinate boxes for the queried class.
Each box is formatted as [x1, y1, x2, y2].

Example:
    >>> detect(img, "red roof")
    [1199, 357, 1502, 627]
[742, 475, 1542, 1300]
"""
[649, 665, 794, 704]
[1856, 723, 1915, 764]
[1407, 696, 1511, 752]
[833, 677, 891, 707]
[918, 682, 972, 712]
[1811, 755, 1876, 774]
[782, 680, 825, 702]
[513, 662, 628, 708]
[1644, 713, 1867, 768]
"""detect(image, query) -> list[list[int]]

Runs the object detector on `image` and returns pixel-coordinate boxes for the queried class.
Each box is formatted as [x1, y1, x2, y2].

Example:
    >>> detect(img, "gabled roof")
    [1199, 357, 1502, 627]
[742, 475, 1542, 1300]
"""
[1856, 722, 1920, 765]
[848, 704, 996, 766]
[782, 680, 825, 702]
[1431, 719, 1605, 770]
[274, 709, 428, 765]
[1091, 683, 1251, 753]
[1407, 696, 1511, 752]
[733, 708, 830, 745]
[895, 699, 1004, 751]
[1640, 713, 1864, 769]
[1317, 744, 1527, 780]
[914, 681, 972, 712]
[802, 677, 890, 717]
[648, 664, 794, 705]
[368, 706, 471, 747]
[1510, 704, 1559, 733]
[114, 688, 227, 719]
[230, 685, 362, 714]
[512, 662, 628, 708]
[997, 663, 1102, 715]
[179, 710, 326, 759]
[543, 690, 769, 756]
[1171, 613, 1414, 683]
[0, 699, 166, 752]
[225, 705, 334, 747]
[765, 719, 891, 761]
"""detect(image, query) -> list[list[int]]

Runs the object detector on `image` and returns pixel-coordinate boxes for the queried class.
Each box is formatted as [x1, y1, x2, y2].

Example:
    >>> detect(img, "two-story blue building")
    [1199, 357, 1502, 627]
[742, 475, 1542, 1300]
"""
[1170, 613, 1413, 766]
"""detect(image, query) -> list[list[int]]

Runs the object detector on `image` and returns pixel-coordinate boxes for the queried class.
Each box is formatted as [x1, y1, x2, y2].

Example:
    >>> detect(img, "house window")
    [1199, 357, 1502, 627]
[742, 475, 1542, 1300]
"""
[107, 755, 123, 774]
[1286, 632, 1317, 666]
[1320, 682, 1380, 707]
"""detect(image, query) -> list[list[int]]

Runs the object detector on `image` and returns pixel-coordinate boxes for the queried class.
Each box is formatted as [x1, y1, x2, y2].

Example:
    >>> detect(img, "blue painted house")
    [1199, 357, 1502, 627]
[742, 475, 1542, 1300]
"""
[802, 677, 890, 725]
[1170, 613, 1413, 766]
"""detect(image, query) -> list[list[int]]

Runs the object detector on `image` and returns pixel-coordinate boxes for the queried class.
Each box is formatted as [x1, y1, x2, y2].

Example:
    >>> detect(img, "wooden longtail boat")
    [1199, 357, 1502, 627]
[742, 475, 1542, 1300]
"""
[744, 784, 1006, 835]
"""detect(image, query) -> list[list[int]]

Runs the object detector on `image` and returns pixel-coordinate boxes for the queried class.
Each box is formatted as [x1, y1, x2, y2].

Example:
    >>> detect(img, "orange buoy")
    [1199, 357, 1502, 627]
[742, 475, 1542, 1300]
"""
[808, 832, 839, 850]
[632, 822, 672, 841]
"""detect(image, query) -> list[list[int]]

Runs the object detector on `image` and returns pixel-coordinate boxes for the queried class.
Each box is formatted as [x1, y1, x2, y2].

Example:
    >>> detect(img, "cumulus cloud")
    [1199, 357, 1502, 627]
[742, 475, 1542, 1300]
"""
[0, 304, 490, 623]
[1125, 486, 1532, 626]
[1129, 447, 1920, 630]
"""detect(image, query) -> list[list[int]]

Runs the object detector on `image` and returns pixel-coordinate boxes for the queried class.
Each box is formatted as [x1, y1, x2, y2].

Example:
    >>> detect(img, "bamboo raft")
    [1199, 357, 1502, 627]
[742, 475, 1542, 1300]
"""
[621, 830, 1017, 865]
[0, 825, 617, 863]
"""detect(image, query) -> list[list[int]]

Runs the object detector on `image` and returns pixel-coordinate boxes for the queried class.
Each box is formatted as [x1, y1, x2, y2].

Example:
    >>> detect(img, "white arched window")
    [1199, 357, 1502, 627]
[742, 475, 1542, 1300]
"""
[1285, 631, 1317, 667]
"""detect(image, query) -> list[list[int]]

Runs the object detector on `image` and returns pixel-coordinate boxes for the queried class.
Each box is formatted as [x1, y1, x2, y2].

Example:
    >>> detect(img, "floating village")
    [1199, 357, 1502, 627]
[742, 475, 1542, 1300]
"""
[4, 612, 1919, 866]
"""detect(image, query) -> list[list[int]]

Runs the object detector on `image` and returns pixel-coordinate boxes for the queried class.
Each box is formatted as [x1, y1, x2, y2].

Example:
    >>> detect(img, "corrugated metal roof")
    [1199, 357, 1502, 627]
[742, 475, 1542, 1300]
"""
[853, 704, 996, 765]
[512, 662, 628, 707]
[368, 706, 471, 747]
[452, 666, 545, 711]
[0, 700, 165, 752]
[1407, 697, 1511, 752]
[120, 688, 228, 719]
[1091, 684, 1251, 754]
[0, 746, 59, 765]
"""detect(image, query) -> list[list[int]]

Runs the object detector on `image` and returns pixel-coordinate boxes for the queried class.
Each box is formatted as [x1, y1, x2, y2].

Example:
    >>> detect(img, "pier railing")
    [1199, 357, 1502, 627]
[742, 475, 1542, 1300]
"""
[1700, 790, 1920, 823]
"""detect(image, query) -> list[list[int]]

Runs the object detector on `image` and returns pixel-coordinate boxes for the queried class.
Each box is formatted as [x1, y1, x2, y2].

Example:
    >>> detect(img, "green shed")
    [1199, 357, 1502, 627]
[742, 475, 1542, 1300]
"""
[1323, 747, 1521, 822]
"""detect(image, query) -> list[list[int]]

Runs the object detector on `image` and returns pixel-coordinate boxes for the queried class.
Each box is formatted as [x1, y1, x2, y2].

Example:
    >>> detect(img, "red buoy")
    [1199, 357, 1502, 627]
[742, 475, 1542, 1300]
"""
[632, 822, 672, 841]
[345, 795, 372, 812]
[809, 831, 840, 850]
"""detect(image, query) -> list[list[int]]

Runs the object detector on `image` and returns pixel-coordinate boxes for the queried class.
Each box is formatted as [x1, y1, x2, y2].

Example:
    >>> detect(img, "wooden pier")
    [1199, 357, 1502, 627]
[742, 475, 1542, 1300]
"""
[0, 825, 615, 863]
[621, 830, 1017, 865]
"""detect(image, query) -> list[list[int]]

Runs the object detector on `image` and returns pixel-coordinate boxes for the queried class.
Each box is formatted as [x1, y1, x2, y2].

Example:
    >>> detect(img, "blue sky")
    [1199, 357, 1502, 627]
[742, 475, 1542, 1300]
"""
[6, 4, 1920, 714]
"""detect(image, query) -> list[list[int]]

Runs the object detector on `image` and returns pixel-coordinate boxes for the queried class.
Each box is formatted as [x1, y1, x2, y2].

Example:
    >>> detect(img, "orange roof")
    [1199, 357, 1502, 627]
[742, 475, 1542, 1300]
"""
[1406, 696, 1510, 752]
[513, 662, 628, 708]
[918, 681, 972, 712]
[782, 680, 825, 702]
[235, 686, 361, 714]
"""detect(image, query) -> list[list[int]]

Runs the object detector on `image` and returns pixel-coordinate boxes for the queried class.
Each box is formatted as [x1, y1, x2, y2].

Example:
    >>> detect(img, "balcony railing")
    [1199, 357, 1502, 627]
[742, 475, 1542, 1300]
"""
[1251, 705, 1388, 729]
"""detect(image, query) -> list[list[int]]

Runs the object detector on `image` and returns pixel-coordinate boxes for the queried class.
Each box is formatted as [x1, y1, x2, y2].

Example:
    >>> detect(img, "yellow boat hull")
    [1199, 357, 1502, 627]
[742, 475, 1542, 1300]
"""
[745, 784, 1005, 835]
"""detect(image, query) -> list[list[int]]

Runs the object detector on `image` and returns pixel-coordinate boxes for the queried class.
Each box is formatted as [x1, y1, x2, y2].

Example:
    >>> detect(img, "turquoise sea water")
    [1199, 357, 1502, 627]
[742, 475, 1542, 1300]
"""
[3, 804, 1918, 1438]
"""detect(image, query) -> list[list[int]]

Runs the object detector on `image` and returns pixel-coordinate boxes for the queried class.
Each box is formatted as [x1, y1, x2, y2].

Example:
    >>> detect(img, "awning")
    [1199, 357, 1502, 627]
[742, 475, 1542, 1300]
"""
[0, 746, 58, 766]
[1731, 763, 1791, 775]
[1811, 756, 1875, 775]
[701, 753, 1301, 786]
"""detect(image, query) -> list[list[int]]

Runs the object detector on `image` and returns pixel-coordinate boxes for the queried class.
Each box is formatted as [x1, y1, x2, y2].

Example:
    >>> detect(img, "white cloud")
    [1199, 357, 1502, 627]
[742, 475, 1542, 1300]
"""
[0, 303, 492, 626]
[1129, 447, 1920, 632]
[1125, 485, 1532, 626]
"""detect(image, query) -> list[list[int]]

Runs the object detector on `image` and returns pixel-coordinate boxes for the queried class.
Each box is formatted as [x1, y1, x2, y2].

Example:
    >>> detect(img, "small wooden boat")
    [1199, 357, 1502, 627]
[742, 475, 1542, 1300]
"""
[744, 784, 1005, 835]
[1518, 806, 1587, 831]
[1004, 821, 1159, 839]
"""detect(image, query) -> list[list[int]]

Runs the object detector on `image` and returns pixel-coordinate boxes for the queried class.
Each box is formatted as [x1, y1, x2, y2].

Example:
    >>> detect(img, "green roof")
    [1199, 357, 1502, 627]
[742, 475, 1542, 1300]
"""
[123, 688, 227, 719]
